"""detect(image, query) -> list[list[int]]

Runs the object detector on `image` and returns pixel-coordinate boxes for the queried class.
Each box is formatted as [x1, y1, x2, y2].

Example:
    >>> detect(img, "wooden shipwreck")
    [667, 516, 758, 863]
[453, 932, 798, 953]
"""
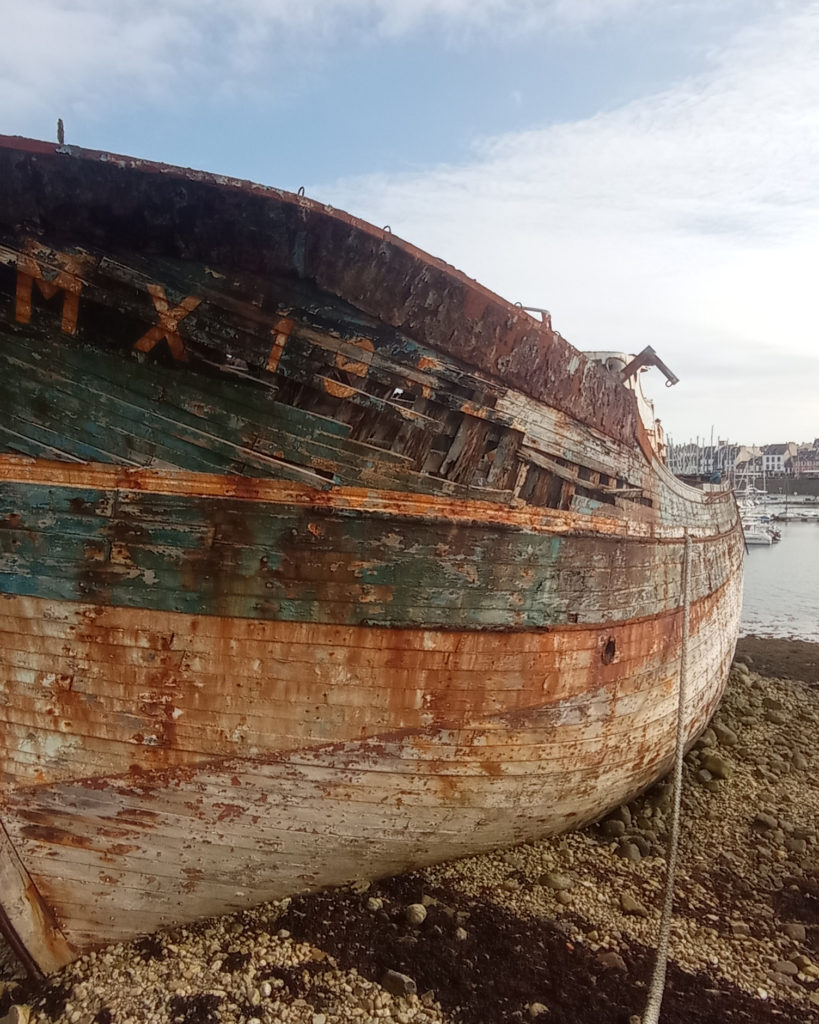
[0, 135, 744, 974]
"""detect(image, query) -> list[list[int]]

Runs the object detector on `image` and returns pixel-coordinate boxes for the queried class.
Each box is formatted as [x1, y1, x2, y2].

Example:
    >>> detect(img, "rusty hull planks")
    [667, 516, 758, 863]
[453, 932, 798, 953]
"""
[0, 460, 742, 630]
[0, 136, 635, 448]
[0, 570, 741, 961]
[0, 135, 745, 972]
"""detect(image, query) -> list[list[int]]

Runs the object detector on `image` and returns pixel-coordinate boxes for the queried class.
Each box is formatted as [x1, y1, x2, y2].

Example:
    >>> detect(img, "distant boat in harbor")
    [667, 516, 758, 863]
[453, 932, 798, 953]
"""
[0, 135, 744, 974]
[743, 525, 775, 545]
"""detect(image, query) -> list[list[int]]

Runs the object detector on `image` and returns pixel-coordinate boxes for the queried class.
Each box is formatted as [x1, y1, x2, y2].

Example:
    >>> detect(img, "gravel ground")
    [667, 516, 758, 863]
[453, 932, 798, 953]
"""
[2, 640, 817, 1024]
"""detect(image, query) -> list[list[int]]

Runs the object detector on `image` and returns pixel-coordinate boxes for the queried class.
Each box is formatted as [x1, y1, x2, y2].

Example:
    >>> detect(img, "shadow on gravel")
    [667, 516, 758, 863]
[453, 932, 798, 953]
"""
[279, 873, 795, 1024]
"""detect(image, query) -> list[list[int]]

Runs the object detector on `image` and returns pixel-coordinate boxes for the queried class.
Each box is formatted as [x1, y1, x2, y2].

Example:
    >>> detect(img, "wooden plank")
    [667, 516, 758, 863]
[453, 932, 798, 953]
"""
[0, 822, 75, 973]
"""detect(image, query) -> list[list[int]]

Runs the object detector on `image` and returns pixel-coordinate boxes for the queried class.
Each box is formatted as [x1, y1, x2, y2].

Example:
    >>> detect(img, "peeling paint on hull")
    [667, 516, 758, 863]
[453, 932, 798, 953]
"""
[0, 136, 743, 973]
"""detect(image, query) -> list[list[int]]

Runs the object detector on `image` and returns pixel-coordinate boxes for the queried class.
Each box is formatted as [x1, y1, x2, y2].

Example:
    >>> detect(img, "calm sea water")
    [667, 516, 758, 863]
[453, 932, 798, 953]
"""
[740, 517, 819, 642]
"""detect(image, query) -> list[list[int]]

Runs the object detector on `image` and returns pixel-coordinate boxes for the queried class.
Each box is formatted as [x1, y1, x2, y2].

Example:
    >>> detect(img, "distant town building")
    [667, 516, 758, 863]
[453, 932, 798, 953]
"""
[666, 440, 762, 482]
[666, 438, 819, 483]
[761, 443, 797, 476]
[796, 441, 819, 477]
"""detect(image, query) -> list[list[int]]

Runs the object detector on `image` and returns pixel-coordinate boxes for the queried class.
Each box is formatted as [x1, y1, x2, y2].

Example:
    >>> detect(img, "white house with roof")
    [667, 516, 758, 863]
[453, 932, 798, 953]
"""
[762, 443, 797, 476]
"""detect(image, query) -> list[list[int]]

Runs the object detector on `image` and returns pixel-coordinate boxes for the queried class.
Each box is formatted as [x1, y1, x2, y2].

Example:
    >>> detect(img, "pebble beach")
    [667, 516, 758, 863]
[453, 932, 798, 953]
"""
[2, 637, 817, 1024]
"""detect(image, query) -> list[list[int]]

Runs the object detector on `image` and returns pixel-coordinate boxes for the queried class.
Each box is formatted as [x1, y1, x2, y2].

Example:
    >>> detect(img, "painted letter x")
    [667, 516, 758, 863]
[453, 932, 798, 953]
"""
[134, 284, 201, 362]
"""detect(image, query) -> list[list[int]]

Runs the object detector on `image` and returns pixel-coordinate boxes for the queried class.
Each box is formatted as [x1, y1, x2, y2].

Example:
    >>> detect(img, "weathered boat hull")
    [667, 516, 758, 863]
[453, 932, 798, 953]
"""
[0, 135, 743, 972]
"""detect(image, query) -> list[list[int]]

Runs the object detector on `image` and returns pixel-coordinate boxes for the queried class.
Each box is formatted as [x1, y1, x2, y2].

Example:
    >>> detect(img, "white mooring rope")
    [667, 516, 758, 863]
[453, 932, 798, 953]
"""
[642, 530, 692, 1024]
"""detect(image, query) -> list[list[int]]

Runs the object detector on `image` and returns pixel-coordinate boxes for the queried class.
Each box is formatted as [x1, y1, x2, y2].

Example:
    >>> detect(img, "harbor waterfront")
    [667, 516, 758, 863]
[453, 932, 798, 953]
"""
[741, 519, 819, 643]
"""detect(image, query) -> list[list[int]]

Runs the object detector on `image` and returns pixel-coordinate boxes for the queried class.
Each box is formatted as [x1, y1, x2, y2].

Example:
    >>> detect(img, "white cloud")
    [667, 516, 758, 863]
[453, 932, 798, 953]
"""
[314, 3, 819, 442]
[0, 0, 661, 124]
[2, 0, 815, 441]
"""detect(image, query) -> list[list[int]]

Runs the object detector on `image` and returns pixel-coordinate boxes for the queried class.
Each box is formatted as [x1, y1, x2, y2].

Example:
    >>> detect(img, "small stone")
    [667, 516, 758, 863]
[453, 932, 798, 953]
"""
[616, 840, 642, 862]
[753, 812, 778, 831]
[366, 897, 384, 912]
[528, 1002, 549, 1018]
[783, 923, 806, 942]
[712, 722, 739, 747]
[766, 709, 787, 725]
[614, 804, 632, 826]
[733, 661, 751, 677]
[539, 872, 573, 891]
[700, 753, 732, 780]
[312, 1015, 327, 1024]
[731, 920, 750, 937]
[3, 1008, 31, 1024]
[632, 836, 651, 857]
[792, 752, 808, 770]
[382, 970, 417, 998]
[404, 904, 427, 926]
[785, 838, 807, 855]
[696, 727, 717, 748]
[772, 959, 799, 976]
[620, 894, 649, 917]
[455, 927, 468, 941]
[695, 768, 713, 785]
[596, 951, 627, 971]
[601, 819, 626, 838]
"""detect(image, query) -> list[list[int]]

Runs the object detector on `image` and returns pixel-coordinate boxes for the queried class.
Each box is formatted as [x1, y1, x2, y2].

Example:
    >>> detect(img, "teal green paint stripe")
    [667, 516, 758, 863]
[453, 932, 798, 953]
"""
[0, 479, 730, 629]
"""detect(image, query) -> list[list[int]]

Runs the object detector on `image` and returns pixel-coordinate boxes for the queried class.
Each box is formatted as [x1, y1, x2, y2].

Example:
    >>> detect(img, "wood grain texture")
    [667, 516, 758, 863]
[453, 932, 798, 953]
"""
[0, 135, 744, 971]
[1, 572, 740, 959]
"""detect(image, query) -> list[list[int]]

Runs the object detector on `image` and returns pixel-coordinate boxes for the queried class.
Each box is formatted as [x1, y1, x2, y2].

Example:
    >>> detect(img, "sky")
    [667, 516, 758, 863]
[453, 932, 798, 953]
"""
[2, 0, 818, 447]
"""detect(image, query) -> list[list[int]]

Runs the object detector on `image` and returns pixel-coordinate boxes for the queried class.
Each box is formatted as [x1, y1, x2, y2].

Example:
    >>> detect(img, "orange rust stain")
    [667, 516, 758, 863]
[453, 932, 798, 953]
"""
[323, 379, 356, 399]
[358, 584, 393, 605]
[213, 803, 244, 823]
[416, 355, 439, 371]
[334, 337, 373, 377]
[266, 317, 293, 373]
[0, 454, 739, 543]
[20, 825, 94, 849]
[133, 284, 200, 363]
[0, 566, 740, 791]
[103, 844, 140, 857]
[463, 290, 489, 322]
[181, 867, 204, 893]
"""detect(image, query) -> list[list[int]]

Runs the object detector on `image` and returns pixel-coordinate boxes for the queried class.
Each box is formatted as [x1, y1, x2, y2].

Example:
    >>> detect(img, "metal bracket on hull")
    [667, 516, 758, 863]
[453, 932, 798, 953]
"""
[620, 347, 679, 388]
